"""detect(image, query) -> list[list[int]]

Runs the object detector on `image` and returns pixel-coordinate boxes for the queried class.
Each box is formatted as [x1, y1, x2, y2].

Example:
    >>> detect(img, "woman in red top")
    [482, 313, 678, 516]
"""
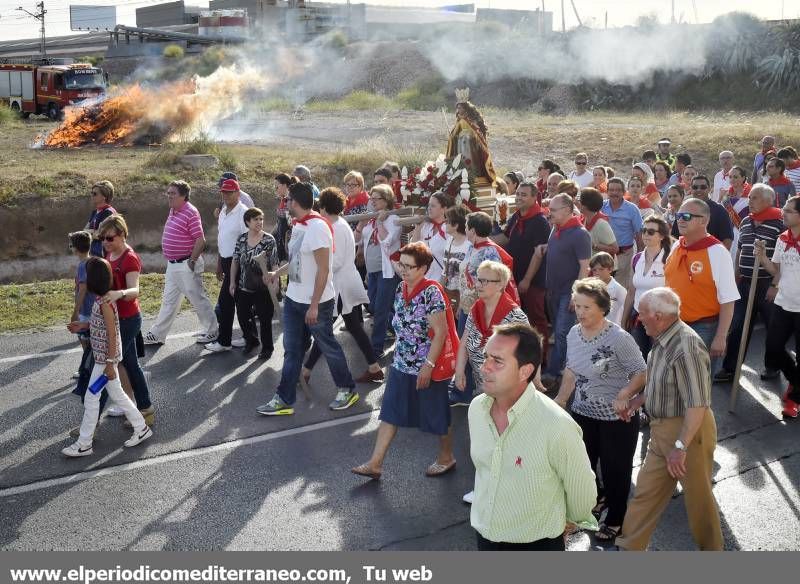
[536, 160, 561, 201]
[592, 166, 608, 194]
[342, 170, 370, 218]
[97, 214, 154, 425]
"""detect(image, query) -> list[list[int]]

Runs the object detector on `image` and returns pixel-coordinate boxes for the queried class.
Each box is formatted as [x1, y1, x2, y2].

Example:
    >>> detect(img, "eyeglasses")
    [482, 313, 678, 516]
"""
[398, 262, 419, 271]
[345, 182, 360, 188]
[641, 227, 659, 235]
[782, 207, 799, 214]
[549, 206, 568, 212]
[691, 184, 709, 190]
[102, 234, 118, 242]
[575, 161, 587, 165]
[476, 278, 501, 285]
[675, 212, 703, 222]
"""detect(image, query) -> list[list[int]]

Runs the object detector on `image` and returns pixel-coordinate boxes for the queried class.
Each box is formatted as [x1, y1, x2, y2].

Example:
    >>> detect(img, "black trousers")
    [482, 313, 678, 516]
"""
[305, 303, 376, 370]
[573, 411, 639, 527]
[765, 304, 800, 402]
[722, 277, 773, 373]
[476, 532, 565, 551]
[236, 289, 274, 352]
[216, 257, 235, 346]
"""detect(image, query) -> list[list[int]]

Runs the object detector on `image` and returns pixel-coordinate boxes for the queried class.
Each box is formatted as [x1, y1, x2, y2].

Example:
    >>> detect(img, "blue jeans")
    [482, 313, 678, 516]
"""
[119, 313, 152, 410]
[367, 272, 398, 357]
[276, 297, 354, 405]
[688, 318, 720, 377]
[544, 292, 575, 378]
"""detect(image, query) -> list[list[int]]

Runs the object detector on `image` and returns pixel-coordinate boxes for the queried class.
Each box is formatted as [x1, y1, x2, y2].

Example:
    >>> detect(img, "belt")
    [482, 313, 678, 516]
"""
[618, 245, 634, 253]
[168, 256, 192, 264]
[687, 315, 718, 325]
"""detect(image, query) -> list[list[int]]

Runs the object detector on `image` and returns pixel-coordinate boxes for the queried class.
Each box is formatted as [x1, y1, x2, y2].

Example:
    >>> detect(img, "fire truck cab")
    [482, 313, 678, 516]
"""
[0, 58, 107, 120]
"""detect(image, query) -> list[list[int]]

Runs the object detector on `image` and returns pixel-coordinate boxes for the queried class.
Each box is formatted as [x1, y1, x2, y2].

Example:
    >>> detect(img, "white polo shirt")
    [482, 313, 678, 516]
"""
[712, 170, 731, 203]
[217, 202, 247, 258]
[772, 236, 800, 312]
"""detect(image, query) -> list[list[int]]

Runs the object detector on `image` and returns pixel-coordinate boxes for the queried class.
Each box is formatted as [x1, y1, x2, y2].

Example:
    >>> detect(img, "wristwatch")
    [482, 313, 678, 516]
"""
[120, 290, 127, 300]
[674, 439, 687, 452]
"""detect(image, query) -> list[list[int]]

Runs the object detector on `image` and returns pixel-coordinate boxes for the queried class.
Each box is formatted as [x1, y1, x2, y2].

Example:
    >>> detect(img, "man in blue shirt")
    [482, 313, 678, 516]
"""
[602, 178, 643, 290]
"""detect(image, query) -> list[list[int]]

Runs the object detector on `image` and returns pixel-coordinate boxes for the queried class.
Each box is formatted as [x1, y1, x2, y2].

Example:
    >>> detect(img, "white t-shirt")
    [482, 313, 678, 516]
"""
[606, 277, 627, 325]
[712, 170, 731, 203]
[286, 217, 335, 305]
[569, 170, 594, 189]
[419, 222, 449, 282]
[331, 216, 370, 315]
[631, 249, 667, 311]
[443, 238, 471, 290]
[217, 202, 248, 258]
[772, 236, 800, 312]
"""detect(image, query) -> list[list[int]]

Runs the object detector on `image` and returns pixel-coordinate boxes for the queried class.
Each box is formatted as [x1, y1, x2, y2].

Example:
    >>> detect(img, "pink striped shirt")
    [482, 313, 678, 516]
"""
[162, 201, 204, 260]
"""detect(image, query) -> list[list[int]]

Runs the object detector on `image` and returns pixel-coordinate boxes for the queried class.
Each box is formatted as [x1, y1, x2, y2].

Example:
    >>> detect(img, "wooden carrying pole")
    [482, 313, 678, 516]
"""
[342, 207, 415, 224]
[729, 257, 760, 412]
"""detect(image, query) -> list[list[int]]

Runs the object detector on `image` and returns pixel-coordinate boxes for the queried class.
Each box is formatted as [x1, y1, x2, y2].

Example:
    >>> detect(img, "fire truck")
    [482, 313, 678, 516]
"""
[0, 58, 107, 120]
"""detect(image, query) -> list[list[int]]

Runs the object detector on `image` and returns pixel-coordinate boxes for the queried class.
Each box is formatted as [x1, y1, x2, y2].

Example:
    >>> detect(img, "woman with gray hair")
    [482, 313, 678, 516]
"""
[554, 277, 647, 543]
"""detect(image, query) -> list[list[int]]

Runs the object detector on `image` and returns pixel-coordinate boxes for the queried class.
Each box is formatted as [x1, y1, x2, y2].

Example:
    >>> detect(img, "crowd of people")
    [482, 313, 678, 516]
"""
[62, 128, 800, 551]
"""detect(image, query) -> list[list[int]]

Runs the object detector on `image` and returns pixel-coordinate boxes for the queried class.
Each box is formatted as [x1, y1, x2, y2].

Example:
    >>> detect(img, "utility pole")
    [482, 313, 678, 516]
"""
[671, 0, 675, 24]
[16, 1, 47, 56]
[561, 0, 565, 32]
[569, 0, 582, 27]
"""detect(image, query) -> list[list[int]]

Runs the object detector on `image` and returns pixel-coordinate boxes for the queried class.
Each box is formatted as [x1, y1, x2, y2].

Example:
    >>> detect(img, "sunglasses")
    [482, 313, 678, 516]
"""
[575, 161, 587, 165]
[102, 234, 118, 242]
[641, 227, 659, 236]
[675, 212, 703, 222]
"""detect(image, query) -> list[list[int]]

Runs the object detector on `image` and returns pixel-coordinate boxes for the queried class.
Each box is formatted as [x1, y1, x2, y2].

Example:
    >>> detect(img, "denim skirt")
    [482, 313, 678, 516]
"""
[379, 366, 451, 435]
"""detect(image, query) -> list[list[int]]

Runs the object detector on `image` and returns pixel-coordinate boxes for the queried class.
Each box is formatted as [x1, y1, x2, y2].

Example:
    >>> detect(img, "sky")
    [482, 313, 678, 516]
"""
[0, 0, 793, 42]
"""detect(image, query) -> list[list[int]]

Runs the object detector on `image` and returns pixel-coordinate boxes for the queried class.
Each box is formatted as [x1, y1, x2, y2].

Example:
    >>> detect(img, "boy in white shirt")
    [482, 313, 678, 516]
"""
[568, 152, 594, 189]
[589, 252, 627, 325]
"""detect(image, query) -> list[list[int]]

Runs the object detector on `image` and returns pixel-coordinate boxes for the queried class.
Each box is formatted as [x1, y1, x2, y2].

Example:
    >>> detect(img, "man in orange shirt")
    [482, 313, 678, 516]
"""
[664, 198, 739, 373]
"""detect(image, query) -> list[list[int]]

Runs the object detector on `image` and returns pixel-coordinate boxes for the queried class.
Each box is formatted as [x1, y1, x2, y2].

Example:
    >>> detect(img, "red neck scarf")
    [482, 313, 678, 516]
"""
[345, 191, 369, 212]
[402, 278, 436, 305]
[368, 217, 379, 246]
[750, 206, 784, 222]
[555, 216, 583, 238]
[585, 211, 608, 232]
[770, 175, 791, 187]
[721, 168, 731, 180]
[425, 220, 446, 240]
[511, 203, 544, 234]
[294, 211, 335, 248]
[779, 229, 800, 254]
[676, 235, 721, 281]
[473, 240, 514, 271]
[788, 160, 800, 170]
[470, 293, 518, 344]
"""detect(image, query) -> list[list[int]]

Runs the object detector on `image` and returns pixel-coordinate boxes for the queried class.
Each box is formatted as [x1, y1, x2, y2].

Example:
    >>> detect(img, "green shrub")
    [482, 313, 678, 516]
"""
[77, 55, 104, 66]
[257, 97, 293, 113]
[397, 75, 447, 111]
[0, 104, 17, 125]
[163, 44, 185, 59]
[307, 91, 394, 112]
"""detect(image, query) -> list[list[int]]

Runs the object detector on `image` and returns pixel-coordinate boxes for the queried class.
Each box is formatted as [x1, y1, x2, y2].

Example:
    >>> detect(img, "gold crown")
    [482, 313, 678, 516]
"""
[455, 87, 470, 102]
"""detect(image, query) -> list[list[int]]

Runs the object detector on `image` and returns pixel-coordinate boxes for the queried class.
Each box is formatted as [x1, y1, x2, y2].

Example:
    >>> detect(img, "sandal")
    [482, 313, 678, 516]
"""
[594, 524, 621, 541]
[351, 464, 381, 480]
[425, 460, 456, 477]
[591, 497, 607, 519]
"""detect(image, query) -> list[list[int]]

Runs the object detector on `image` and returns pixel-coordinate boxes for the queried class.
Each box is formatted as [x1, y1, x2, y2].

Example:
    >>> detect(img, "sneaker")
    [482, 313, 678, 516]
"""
[783, 398, 799, 418]
[196, 332, 218, 344]
[449, 391, 471, 407]
[62, 442, 93, 457]
[256, 395, 294, 416]
[329, 390, 359, 411]
[231, 338, 247, 348]
[124, 426, 153, 447]
[782, 385, 794, 402]
[258, 349, 273, 360]
[124, 406, 155, 428]
[143, 331, 164, 345]
[71, 371, 80, 380]
[106, 405, 125, 417]
[462, 490, 474, 504]
[713, 369, 734, 383]
[761, 368, 780, 381]
[203, 341, 231, 353]
[355, 369, 385, 383]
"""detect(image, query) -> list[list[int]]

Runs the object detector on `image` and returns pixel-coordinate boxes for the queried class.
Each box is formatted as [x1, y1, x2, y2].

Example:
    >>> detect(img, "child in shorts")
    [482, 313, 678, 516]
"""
[69, 231, 94, 381]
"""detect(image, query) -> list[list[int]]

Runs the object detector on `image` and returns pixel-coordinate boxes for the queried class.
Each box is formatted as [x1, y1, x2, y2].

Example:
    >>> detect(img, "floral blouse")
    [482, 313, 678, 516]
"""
[233, 232, 277, 291]
[391, 283, 447, 375]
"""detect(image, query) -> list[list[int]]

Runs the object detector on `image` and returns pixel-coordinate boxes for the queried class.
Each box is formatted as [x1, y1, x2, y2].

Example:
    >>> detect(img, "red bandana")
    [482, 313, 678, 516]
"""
[779, 229, 800, 254]
[425, 221, 446, 240]
[788, 160, 800, 170]
[511, 203, 544, 235]
[770, 175, 792, 187]
[675, 235, 721, 281]
[402, 278, 436, 305]
[368, 217, 379, 246]
[585, 211, 609, 232]
[750, 207, 784, 223]
[294, 212, 335, 249]
[345, 191, 369, 213]
[470, 292, 518, 344]
[555, 216, 583, 238]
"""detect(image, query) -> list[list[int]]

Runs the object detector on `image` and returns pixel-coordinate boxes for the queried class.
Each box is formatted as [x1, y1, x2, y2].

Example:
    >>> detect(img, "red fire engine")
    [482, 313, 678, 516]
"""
[0, 58, 107, 120]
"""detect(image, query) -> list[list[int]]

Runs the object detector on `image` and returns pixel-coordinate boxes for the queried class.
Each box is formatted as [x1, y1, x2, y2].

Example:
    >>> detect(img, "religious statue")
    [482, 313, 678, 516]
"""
[445, 88, 497, 188]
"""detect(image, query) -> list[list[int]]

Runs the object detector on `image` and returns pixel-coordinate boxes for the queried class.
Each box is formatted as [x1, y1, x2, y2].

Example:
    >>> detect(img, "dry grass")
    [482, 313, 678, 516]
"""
[0, 273, 221, 333]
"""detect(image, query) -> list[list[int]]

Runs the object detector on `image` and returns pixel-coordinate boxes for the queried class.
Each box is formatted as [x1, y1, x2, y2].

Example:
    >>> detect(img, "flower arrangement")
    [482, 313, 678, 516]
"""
[400, 153, 478, 208]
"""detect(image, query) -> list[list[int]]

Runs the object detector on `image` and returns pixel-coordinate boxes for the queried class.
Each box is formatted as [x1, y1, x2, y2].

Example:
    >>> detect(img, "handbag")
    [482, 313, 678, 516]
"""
[423, 280, 460, 382]
[242, 259, 267, 292]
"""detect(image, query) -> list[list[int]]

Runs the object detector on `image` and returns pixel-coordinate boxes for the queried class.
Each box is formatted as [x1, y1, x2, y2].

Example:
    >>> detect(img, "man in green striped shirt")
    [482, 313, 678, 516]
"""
[469, 323, 598, 550]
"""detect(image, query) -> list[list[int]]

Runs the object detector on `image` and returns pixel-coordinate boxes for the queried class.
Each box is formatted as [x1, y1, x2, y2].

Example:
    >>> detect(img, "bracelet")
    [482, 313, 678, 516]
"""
[425, 359, 435, 368]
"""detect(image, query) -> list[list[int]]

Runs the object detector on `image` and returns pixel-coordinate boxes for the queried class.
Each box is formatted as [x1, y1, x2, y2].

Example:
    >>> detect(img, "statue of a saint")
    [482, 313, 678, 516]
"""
[445, 90, 497, 188]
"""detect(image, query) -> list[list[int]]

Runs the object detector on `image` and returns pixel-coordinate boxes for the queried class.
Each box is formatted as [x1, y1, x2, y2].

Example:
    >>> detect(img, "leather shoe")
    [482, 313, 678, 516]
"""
[355, 369, 385, 383]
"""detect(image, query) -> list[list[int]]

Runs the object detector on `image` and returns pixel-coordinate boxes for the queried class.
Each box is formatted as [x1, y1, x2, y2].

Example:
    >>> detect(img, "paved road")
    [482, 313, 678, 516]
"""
[0, 313, 797, 550]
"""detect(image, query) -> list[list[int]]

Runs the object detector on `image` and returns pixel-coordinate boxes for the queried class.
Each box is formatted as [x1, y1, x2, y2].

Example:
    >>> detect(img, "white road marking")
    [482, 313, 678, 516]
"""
[0, 331, 200, 365]
[0, 411, 377, 499]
